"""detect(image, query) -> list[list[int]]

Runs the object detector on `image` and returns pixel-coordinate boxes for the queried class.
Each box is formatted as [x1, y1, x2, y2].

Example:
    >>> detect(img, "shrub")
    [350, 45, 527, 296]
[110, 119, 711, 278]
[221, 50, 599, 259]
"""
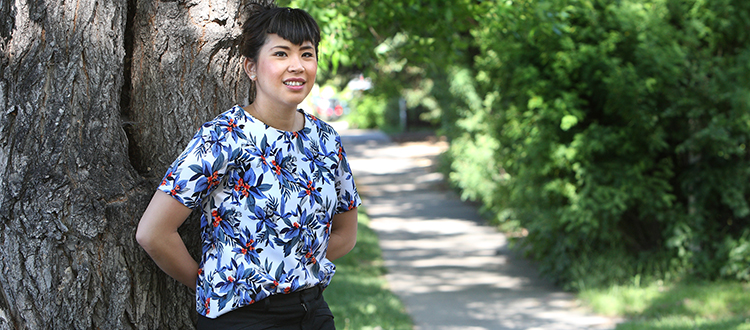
[447, 0, 750, 289]
[347, 93, 390, 129]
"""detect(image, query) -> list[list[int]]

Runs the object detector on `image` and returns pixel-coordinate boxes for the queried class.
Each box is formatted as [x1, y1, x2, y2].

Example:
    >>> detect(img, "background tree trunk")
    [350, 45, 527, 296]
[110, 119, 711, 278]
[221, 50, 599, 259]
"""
[0, 0, 266, 328]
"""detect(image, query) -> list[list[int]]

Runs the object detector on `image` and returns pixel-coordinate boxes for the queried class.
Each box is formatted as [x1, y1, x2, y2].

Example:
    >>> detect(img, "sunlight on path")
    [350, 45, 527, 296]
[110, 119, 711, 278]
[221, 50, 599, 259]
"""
[341, 129, 620, 330]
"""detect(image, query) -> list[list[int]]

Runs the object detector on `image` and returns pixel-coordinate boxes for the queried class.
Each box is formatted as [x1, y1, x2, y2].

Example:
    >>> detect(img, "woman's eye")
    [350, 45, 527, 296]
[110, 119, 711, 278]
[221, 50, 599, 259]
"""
[302, 52, 315, 58]
[274, 51, 287, 57]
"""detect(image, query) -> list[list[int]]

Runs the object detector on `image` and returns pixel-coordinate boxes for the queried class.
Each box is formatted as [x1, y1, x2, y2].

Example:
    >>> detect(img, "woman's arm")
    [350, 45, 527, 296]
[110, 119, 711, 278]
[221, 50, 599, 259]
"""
[326, 207, 358, 261]
[136, 190, 198, 290]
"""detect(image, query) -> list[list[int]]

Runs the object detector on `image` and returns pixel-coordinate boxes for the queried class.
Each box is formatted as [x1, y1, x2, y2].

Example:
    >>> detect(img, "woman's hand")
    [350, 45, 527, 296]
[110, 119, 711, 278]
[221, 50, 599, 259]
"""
[326, 208, 358, 261]
[136, 190, 198, 290]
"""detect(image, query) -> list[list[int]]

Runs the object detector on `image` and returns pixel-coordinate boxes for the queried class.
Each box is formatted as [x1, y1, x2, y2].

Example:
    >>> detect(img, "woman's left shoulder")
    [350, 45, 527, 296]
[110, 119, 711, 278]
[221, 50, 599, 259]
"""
[302, 110, 341, 139]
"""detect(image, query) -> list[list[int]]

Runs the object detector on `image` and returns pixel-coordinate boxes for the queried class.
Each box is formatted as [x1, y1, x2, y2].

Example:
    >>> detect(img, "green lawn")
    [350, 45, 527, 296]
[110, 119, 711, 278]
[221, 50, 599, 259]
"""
[580, 280, 750, 330]
[324, 209, 414, 330]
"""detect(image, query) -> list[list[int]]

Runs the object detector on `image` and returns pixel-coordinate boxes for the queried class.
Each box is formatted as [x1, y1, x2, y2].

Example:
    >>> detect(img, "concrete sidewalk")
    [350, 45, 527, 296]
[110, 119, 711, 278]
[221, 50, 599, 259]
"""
[340, 128, 619, 330]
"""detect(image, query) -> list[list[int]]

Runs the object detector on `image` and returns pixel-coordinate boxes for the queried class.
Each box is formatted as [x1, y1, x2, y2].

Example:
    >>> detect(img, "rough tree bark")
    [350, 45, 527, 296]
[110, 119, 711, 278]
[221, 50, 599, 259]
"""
[0, 0, 264, 328]
[128, 0, 253, 177]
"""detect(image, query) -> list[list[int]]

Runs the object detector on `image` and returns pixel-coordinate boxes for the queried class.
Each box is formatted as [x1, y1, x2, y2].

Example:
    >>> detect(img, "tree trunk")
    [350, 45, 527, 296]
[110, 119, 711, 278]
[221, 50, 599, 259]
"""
[0, 0, 263, 328]
[128, 0, 253, 178]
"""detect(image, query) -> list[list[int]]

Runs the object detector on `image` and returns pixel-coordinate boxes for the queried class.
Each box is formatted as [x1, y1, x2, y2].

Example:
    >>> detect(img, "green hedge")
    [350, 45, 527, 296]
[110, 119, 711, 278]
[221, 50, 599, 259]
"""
[446, 0, 750, 289]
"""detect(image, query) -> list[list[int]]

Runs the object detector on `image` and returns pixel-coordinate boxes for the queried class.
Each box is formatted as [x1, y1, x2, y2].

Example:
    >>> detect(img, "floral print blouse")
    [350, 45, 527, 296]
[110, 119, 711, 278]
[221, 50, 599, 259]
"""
[158, 105, 361, 318]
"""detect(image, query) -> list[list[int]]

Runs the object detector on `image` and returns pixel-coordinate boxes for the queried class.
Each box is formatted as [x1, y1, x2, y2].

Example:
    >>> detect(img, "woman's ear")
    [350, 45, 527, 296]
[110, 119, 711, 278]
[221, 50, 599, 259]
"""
[243, 58, 257, 80]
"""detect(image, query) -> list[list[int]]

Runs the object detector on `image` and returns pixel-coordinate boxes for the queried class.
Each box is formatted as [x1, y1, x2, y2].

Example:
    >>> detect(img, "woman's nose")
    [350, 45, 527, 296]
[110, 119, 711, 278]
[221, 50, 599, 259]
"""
[288, 56, 305, 72]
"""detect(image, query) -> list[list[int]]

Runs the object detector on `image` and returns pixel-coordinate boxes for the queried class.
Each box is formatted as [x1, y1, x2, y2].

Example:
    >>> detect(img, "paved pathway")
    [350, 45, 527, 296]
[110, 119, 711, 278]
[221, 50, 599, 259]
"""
[339, 128, 619, 330]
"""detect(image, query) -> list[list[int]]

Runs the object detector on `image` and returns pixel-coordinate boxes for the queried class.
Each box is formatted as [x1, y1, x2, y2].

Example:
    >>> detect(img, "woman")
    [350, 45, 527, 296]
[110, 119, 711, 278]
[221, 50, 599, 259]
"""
[136, 4, 360, 329]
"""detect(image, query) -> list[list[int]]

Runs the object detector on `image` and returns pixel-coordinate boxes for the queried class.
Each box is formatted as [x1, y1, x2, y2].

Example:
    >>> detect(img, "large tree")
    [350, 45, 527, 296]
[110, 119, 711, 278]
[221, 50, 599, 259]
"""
[0, 0, 265, 328]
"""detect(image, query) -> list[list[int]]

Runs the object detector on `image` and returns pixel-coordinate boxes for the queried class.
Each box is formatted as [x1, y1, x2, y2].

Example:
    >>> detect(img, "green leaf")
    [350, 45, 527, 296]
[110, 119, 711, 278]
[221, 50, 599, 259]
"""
[560, 114, 578, 131]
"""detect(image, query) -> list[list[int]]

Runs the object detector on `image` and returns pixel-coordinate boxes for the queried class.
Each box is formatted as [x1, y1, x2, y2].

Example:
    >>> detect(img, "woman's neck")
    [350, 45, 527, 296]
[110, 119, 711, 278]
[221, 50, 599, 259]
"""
[244, 101, 303, 132]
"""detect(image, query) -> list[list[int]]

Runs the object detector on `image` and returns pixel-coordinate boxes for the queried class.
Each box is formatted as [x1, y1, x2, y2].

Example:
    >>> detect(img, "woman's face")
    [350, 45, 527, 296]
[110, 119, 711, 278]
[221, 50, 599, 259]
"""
[248, 33, 318, 110]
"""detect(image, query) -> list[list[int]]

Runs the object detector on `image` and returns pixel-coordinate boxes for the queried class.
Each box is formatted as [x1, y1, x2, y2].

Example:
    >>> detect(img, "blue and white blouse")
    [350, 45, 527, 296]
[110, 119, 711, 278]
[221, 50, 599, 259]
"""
[158, 105, 361, 318]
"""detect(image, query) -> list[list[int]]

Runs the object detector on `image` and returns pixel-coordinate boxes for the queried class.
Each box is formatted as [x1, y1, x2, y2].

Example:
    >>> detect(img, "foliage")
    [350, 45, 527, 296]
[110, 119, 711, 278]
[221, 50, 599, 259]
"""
[345, 93, 390, 129]
[281, 0, 476, 130]
[446, 0, 750, 288]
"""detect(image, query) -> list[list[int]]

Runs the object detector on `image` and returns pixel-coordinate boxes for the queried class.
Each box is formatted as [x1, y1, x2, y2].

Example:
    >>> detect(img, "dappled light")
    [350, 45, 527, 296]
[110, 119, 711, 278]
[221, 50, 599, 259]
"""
[2, 0, 747, 328]
[341, 130, 619, 329]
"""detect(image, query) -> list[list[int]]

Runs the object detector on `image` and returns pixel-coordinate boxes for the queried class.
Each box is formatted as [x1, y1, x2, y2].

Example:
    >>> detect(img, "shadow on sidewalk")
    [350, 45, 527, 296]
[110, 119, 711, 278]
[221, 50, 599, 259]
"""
[340, 128, 621, 330]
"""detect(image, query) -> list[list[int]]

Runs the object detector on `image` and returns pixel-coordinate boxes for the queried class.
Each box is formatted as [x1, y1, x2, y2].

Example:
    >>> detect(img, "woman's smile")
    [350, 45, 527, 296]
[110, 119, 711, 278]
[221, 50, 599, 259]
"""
[283, 78, 306, 90]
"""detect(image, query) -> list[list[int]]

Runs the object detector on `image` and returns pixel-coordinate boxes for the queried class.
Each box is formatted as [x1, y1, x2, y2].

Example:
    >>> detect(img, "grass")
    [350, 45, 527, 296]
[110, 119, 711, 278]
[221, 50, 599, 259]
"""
[579, 280, 750, 330]
[324, 209, 414, 330]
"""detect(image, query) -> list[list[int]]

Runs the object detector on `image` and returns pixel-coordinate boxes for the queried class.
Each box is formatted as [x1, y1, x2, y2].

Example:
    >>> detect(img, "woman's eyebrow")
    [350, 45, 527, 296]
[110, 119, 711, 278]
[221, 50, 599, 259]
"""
[270, 44, 315, 51]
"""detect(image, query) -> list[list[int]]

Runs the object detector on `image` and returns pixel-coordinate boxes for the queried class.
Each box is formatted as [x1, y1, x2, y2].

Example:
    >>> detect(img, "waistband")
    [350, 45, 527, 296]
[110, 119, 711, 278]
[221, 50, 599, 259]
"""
[196, 284, 330, 327]
[258, 284, 325, 308]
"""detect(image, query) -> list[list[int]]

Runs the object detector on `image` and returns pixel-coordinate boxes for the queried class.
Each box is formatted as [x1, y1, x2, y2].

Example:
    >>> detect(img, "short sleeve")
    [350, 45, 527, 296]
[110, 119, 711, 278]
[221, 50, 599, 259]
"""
[158, 122, 232, 209]
[333, 137, 361, 214]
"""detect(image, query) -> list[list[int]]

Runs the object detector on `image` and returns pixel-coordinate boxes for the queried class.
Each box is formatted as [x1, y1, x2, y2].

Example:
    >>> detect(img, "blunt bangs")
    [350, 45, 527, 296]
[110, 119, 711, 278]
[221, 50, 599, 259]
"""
[265, 8, 320, 51]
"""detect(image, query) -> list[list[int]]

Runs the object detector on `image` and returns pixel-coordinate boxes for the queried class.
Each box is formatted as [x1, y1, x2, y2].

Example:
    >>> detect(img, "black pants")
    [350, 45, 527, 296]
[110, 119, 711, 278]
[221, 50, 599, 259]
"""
[196, 285, 335, 330]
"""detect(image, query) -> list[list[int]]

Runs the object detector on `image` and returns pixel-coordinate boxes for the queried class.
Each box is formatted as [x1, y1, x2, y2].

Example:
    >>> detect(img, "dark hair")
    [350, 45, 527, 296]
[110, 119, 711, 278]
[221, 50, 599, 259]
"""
[241, 4, 321, 103]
